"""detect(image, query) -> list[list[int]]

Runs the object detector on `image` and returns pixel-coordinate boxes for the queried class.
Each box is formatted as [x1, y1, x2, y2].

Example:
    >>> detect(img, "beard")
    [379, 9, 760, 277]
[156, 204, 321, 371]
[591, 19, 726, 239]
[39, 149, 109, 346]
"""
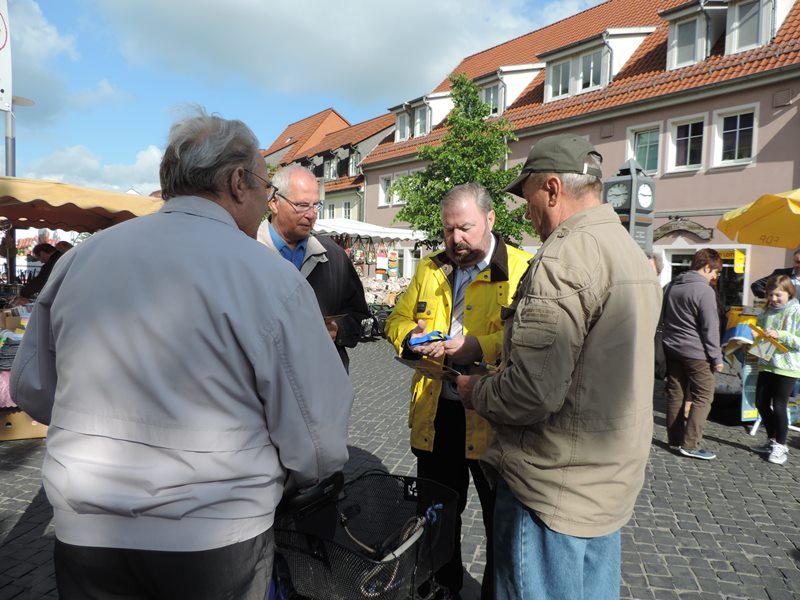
[446, 242, 483, 266]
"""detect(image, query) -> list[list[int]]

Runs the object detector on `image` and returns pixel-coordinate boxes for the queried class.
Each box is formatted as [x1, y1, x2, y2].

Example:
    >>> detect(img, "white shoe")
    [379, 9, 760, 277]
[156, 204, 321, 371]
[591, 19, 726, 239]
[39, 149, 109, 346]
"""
[768, 443, 788, 465]
[751, 439, 775, 454]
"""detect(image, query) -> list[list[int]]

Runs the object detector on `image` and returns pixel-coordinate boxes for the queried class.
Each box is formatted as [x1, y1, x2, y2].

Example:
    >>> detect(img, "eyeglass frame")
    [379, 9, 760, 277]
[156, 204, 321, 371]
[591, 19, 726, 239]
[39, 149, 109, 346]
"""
[243, 168, 278, 202]
[274, 192, 323, 215]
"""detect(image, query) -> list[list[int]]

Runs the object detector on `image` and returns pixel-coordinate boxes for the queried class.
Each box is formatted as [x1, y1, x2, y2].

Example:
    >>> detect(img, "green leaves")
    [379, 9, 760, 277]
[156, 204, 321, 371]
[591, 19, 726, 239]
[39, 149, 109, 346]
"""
[391, 74, 534, 246]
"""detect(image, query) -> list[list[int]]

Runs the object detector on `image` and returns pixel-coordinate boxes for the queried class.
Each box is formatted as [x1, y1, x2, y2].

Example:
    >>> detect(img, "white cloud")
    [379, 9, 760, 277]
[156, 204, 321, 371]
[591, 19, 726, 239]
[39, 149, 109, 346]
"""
[25, 144, 162, 195]
[70, 79, 131, 109]
[82, 0, 604, 106]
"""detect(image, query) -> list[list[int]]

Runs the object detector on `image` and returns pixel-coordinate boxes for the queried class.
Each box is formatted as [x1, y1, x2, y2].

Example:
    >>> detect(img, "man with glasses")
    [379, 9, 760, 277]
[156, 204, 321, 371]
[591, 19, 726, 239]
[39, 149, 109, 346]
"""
[12, 110, 353, 600]
[257, 164, 369, 372]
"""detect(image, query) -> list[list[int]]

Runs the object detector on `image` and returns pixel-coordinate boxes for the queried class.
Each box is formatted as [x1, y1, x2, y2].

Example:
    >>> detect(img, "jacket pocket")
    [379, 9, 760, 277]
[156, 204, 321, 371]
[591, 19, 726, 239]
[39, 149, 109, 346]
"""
[511, 301, 559, 348]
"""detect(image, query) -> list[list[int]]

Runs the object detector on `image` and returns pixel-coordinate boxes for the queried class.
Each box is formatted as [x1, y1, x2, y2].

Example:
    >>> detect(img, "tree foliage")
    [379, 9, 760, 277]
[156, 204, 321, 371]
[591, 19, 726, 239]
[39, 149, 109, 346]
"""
[391, 73, 533, 246]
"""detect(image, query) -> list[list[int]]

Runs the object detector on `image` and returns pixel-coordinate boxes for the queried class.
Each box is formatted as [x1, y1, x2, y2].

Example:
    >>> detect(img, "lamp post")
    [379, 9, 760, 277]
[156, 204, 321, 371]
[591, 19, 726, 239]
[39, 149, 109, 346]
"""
[4, 94, 33, 283]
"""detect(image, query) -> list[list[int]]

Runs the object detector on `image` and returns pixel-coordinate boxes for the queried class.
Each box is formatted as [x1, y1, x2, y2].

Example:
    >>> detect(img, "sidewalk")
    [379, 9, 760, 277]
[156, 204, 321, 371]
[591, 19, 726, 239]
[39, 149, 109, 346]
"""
[1, 339, 799, 599]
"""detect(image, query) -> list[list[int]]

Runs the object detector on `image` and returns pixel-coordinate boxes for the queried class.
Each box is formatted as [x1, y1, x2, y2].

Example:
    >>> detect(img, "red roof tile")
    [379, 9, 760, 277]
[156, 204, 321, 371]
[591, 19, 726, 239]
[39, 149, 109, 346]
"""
[323, 174, 364, 193]
[362, 0, 800, 167]
[292, 114, 395, 162]
[261, 108, 350, 164]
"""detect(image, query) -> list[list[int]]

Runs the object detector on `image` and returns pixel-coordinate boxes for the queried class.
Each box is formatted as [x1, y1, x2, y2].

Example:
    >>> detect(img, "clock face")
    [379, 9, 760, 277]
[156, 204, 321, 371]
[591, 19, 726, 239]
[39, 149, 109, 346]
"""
[637, 183, 653, 208]
[605, 183, 629, 208]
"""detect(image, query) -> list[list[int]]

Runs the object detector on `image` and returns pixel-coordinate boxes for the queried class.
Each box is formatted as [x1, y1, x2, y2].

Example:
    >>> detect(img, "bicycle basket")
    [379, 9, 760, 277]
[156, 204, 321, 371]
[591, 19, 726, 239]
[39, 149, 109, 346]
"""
[275, 471, 457, 600]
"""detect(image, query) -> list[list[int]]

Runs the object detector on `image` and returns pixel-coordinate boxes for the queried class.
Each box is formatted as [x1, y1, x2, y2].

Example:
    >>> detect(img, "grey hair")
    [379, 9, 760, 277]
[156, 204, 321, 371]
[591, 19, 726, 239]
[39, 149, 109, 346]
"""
[794, 247, 800, 257]
[160, 107, 261, 200]
[272, 164, 317, 193]
[528, 153, 603, 198]
[440, 182, 493, 214]
[645, 250, 663, 275]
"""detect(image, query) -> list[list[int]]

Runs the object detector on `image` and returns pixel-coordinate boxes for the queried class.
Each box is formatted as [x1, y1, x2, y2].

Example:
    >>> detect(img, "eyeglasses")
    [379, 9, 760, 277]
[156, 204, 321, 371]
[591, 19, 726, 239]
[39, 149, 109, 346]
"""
[243, 169, 278, 202]
[275, 192, 323, 215]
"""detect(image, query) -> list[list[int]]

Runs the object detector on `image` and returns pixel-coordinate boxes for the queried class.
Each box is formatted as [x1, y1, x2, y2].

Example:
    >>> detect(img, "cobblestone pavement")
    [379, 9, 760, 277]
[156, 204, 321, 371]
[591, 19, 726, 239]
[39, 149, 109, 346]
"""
[1, 339, 799, 599]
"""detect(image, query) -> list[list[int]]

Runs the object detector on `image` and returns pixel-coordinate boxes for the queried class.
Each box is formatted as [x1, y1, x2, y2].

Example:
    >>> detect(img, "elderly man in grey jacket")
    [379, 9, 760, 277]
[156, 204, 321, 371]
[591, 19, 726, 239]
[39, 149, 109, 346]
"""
[11, 110, 353, 600]
[662, 248, 724, 460]
[457, 135, 661, 600]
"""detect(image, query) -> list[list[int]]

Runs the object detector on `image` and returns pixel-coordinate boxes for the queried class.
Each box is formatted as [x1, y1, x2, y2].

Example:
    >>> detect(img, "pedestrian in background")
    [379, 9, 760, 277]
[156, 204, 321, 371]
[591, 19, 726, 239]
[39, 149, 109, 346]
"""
[385, 182, 531, 600]
[11, 109, 353, 600]
[457, 135, 660, 600]
[662, 248, 724, 460]
[750, 247, 800, 299]
[750, 274, 800, 465]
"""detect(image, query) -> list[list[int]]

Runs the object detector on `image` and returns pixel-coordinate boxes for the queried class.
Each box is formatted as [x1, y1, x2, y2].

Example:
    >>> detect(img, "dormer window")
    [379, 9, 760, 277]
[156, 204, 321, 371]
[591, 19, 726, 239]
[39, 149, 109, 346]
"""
[348, 149, 360, 177]
[395, 113, 410, 142]
[413, 106, 430, 137]
[580, 50, 602, 91]
[325, 157, 338, 180]
[729, 0, 762, 53]
[551, 60, 571, 99]
[676, 19, 699, 66]
[481, 83, 504, 115]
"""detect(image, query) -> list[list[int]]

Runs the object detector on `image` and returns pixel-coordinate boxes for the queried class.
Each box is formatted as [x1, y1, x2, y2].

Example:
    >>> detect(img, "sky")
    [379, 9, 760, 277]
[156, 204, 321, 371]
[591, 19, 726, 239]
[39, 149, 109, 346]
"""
[6, 0, 605, 196]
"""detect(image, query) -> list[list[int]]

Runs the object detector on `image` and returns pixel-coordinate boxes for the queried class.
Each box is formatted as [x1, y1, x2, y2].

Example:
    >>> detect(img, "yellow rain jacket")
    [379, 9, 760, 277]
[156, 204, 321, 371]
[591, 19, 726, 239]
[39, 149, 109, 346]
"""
[385, 235, 532, 459]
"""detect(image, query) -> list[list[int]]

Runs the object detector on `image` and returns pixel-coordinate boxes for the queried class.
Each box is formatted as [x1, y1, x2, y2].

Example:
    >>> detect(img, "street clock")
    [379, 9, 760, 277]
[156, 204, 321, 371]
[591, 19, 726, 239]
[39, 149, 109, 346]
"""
[603, 159, 656, 251]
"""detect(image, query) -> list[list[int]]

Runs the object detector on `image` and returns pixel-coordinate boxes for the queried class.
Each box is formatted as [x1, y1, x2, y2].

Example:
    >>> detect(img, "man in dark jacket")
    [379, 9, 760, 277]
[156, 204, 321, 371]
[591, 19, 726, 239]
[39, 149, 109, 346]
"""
[662, 248, 724, 460]
[18, 243, 62, 300]
[257, 165, 369, 372]
[750, 248, 800, 299]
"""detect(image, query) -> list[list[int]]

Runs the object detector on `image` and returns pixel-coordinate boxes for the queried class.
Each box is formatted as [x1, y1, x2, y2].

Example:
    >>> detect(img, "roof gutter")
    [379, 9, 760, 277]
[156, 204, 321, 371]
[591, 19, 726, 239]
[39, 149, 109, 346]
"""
[601, 31, 614, 84]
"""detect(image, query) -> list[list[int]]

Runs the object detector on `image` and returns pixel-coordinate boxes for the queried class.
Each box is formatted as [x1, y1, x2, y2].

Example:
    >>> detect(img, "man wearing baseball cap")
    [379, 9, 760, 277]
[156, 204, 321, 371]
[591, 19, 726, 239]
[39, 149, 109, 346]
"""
[457, 134, 661, 599]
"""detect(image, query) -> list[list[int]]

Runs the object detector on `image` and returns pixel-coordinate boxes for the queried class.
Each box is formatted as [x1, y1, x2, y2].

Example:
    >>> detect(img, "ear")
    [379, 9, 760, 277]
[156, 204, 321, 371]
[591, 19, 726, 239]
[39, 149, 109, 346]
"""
[230, 166, 248, 205]
[547, 175, 561, 206]
[487, 209, 496, 230]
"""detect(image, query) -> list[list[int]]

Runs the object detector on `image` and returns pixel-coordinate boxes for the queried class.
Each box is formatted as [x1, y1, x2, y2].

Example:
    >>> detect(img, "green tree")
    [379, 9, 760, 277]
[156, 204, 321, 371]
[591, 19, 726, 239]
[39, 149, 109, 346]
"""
[392, 73, 533, 246]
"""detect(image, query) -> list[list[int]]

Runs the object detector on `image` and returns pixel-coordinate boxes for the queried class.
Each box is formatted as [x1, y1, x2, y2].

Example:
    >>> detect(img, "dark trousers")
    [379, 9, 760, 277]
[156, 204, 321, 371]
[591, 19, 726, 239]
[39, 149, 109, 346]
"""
[413, 397, 495, 600]
[54, 529, 274, 600]
[665, 351, 716, 449]
[755, 371, 797, 445]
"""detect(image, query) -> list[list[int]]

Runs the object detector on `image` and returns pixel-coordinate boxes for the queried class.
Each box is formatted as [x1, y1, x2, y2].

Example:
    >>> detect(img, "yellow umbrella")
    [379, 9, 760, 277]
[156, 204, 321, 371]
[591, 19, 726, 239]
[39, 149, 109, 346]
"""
[717, 189, 800, 248]
[0, 176, 163, 233]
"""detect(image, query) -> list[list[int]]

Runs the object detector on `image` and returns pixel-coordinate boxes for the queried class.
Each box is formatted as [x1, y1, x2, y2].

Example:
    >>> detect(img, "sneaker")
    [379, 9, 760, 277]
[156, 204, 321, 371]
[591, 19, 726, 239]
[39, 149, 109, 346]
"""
[768, 443, 788, 465]
[668, 444, 681, 451]
[679, 447, 716, 460]
[751, 439, 775, 454]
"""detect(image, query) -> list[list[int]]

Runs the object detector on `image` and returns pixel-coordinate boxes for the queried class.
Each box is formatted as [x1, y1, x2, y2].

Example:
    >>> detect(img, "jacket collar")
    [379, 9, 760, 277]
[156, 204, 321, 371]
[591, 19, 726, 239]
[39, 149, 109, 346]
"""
[430, 232, 511, 282]
[159, 195, 240, 230]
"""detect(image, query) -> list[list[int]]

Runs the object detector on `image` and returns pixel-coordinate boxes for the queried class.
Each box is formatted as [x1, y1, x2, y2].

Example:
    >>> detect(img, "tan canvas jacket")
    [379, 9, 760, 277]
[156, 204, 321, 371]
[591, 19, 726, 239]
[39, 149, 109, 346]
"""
[471, 203, 661, 537]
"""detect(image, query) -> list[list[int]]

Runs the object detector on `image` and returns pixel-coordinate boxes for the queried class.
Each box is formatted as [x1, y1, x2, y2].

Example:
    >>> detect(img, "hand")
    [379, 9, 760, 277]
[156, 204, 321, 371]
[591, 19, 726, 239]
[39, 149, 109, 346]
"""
[456, 374, 480, 409]
[765, 329, 779, 339]
[408, 320, 434, 355]
[714, 362, 724, 373]
[441, 335, 482, 363]
[325, 319, 338, 341]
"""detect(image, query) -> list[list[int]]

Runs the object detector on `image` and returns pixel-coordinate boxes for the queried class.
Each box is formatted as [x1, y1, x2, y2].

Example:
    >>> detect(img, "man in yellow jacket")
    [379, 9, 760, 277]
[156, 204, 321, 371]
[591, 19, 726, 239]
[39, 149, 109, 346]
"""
[385, 182, 531, 600]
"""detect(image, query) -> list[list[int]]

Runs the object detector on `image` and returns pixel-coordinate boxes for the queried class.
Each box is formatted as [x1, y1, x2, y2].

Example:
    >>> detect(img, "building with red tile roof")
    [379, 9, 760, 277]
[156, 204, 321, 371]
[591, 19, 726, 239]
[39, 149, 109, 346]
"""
[360, 0, 800, 305]
[261, 108, 350, 166]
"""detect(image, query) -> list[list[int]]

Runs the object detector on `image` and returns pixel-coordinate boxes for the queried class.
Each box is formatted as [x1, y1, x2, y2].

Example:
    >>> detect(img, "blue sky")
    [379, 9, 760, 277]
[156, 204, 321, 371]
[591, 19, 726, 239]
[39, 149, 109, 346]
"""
[7, 0, 604, 195]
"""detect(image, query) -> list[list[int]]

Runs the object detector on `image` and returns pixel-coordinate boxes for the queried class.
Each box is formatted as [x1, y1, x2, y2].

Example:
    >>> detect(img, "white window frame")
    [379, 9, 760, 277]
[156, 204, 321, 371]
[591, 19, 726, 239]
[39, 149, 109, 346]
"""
[348, 150, 360, 177]
[395, 113, 410, 142]
[579, 50, 603, 92]
[726, 0, 766, 54]
[378, 175, 392, 207]
[325, 157, 338, 180]
[666, 113, 707, 173]
[344, 201, 351, 219]
[327, 203, 335, 219]
[711, 103, 758, 168]
[391, 170, 409, 206]
[481, 83, 504, 115]
[626, 122, 662, 176]
[413, 106, 430, 137]
[547, 59, 571, 101]
[669, 17, 700, 70]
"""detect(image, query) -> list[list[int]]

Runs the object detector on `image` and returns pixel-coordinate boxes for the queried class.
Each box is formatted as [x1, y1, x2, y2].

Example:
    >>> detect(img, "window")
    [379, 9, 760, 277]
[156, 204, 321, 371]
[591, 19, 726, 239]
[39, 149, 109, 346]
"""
[633, 128, 660, 174]
[378, 175, 392, 207]
[551, 60, 571, 98]
[735, 0, 760, 50]
[395, 113, 410, 141]
[349, 150, 360, 176]
[325, 158, 338, 180]
[392, 171, 408, 206]
[327, 204, 335, 219]
[344, 201, 351, 219]
[676, 19, 698, 66]
[413, 106, 430, 137]
[580, 51, 602, 91]
[481, 84, 503, 115]
[721, 112, 754, 161]
[674, 120, 704, 168]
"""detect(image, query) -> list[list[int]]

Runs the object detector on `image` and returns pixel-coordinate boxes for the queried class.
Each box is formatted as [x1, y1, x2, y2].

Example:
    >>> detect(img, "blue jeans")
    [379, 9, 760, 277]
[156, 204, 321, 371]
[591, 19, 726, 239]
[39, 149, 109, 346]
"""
[494, 478, 621, 600]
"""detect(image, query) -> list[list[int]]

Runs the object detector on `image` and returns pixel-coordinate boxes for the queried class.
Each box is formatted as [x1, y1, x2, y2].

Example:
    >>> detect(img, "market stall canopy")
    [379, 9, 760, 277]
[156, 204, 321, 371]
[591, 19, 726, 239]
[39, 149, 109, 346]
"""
[0, 176, 164, 233]
[717, 189, 800, 249]
[314, 218, 426, 242]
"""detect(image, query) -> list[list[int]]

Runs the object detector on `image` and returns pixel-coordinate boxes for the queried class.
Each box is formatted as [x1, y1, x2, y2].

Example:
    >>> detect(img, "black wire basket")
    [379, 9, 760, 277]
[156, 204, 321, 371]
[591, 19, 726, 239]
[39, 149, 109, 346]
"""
[275, 471, 457, 600]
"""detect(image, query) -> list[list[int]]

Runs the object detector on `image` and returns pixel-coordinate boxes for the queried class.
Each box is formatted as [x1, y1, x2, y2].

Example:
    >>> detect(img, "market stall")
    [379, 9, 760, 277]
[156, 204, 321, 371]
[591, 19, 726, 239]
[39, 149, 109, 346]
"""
[0, 176, 163, 440]
[717, 188, 800, 427]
